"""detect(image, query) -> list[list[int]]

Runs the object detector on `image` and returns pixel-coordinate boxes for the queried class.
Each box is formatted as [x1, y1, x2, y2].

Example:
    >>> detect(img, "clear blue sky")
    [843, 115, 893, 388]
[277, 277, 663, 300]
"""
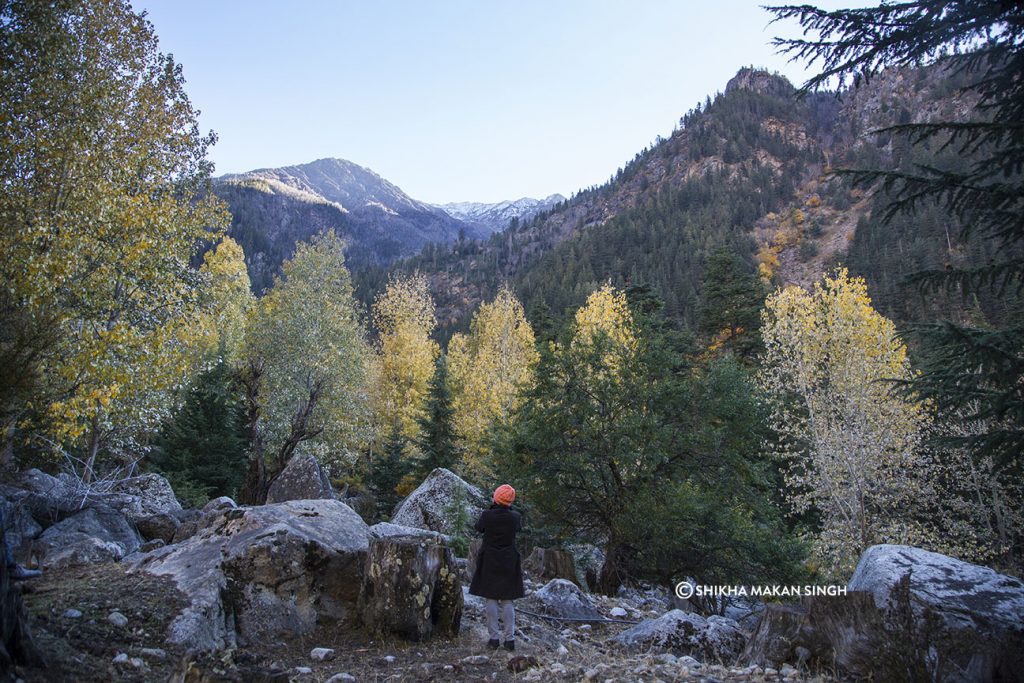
[137, 1, 844, 204]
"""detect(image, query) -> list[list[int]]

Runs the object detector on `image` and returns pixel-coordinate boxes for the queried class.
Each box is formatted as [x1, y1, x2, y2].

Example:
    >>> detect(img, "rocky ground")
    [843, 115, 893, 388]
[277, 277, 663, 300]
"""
[15, 565, 839, 682]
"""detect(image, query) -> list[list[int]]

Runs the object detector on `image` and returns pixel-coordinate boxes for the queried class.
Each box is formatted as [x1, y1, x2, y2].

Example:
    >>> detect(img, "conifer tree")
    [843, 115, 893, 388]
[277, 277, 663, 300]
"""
[413, 356, 460, 480]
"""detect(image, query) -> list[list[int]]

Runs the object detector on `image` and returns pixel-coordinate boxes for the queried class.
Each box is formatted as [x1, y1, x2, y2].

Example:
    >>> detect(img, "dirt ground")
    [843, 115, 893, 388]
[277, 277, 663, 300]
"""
[13, 564, 840, 682]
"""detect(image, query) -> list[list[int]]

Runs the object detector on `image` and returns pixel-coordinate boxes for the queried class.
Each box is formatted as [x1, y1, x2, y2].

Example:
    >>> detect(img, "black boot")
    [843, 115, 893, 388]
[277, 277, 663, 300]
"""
[503, 640, 515, 651]
[487, 638, 499, 649]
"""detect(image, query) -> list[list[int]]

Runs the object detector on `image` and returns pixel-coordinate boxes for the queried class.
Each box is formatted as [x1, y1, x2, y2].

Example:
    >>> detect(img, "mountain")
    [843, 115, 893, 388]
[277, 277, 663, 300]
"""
[360, 65, 1003, 338]
[214, 158, 487, 292]
[435, 194, 567, 236]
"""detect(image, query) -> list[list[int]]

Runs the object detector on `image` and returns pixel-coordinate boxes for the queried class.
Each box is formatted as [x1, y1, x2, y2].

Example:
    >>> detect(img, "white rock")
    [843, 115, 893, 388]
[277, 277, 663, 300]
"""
[556, 644, 569, 656]
[310, 647, 336, 661]
[781, 663, 799, 678]
[524, 578, 601, 620]
[613, 609, 744, 661]
[107, 611, 128, 628]
[609, 606, 628, 618]
[325, 675, 356, 683]
[383, 655, 396, 664]
[112, 652, 129, 665]
[462, 654, 490, 664]
[294, 666, 313, 675]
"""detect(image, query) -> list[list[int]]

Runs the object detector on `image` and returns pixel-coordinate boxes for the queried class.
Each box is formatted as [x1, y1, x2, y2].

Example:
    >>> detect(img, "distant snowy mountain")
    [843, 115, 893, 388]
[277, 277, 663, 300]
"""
[436, 194, 566, 235]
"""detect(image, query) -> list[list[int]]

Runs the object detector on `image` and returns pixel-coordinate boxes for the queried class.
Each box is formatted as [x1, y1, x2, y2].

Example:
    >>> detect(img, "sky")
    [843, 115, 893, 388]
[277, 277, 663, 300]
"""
[137, 1, 846, 204]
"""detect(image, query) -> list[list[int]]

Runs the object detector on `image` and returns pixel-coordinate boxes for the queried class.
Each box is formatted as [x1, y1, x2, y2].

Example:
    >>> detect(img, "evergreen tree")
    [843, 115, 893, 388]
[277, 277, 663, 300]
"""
[413, 356, 460, 479]
[698, 248, 767, 360]
[369, 426, 413, 520]
[152, 358, 248, 507]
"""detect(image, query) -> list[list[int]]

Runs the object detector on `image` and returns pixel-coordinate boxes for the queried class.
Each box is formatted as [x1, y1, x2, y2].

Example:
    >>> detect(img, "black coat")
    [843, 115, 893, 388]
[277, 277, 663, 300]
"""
[468, 504, 524, 600]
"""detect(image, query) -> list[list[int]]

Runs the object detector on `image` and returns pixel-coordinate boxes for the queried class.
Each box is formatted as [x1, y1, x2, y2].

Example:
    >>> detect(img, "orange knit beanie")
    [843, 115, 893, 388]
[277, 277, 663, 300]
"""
[493, 484, 516, 506]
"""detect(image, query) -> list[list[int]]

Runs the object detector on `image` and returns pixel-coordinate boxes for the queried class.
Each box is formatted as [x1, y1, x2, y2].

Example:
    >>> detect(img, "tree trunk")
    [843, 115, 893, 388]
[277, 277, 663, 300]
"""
[0, 529, 43, 673]
[237, 453, 268, 506]
[358, 535, 462, 641]
[596, 541, 632, 595]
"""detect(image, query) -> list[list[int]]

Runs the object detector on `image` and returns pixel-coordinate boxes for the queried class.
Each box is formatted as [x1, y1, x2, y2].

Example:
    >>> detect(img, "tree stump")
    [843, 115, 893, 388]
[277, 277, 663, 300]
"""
[523, 547, 579, 587]
[357, 535, 462, 641]
[0, 530, 43, 674]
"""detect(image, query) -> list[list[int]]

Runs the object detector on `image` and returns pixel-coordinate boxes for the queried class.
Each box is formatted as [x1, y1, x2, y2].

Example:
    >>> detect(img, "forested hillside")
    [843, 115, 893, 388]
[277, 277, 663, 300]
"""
[359, 64, 1009, 338]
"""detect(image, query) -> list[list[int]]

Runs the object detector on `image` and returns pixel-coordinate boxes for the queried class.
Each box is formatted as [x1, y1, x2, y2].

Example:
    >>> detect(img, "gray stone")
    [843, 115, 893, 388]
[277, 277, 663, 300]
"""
[523, 578, 601, 620]
[34, 506, 142, 569]
[610, 606, 627, 618]
[131, 498, 369, 653]
[849, 544, 1024, 634]
[368, 521, 451, 543]
[62, 608, 82, 619]
[140, 647, 167, 661]
[613, 609, 745, 662]
[201, 496, 236, 514]
[111, 473, 183, 521]
[140, 538, 165, 553]
[310, 647, 335, 661]
[136, 512, 180, 544]
[108, 611, 128, 628]
[325, 675, 356, 683]
[266, 453, 334, 504]
[391, 468, 487, 535]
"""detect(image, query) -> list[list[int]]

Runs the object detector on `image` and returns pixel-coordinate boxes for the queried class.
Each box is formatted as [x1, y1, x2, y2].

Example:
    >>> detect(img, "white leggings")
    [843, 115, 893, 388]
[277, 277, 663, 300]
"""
[485, 599, 515, 641]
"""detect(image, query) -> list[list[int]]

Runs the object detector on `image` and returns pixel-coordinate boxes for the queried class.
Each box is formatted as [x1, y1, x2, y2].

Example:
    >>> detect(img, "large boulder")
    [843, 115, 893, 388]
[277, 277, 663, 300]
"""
[391, 468, 488, 536]
[613, 609, 746, 662]
[740, 545, 1024, 681]
[111, 473, 183, 521]
[32, 505, 142, 569]
[131, 498, 370, 652]
[136, 513, 180, 544]
[523, 547, 579, 587]
[357, 535, 462, 640]
[848, 544, 1024, 635]
[368, 522, 451, 543]
[522, 578, 601, 620]
[6, 469, 81, 527]
[265, 454, 334, 504]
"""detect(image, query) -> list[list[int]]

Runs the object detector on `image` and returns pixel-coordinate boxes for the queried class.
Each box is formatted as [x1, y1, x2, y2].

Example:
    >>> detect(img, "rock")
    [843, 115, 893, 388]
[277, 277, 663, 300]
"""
[780, 663, 799, 678]
[62, 608, 82, 619]
[566, 543, 604, 591]
[368, 521, 451, 543]
[266, 453, 334, 504]
[523, 578, 601, 620]
[357, 534, 462, 641]
[201, 496, 236, 514]
[108, 611, 128, 628]
[391, 468, 488, 535]
[140, 538, 165, 553]
[325, 674, 356, 683]
[112, 473, 183, 521]
[131, 498, 370, 652]
[849, 544, 1024, 634]
[140, 647, 167, 661]
[326, 674, 356, 683]
[383, 655, 396, 664]
[461, 654, 489, 665]
[740, 545, 1024, 681]
[523, 547, 579, 587]
[136, 512, 180, 544]
[508, 655, 539, 672]
[610, 606, 628, 618]
[556, 644, 568, 656]
[294, 666, 313, 675]
[33, 506, 142, 569]
[613, 609, 745, 661]
[310, 647, 335, 661]
[112, 652, 129, 665]
[9, 469, 80, 527]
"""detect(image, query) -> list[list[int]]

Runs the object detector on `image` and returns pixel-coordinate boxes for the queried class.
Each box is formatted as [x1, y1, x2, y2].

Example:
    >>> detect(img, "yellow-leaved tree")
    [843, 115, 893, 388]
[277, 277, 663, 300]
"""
[449, 287, 539, 479]
[571, 282, 638, 378]
[0, 0, 228, 476]
[195, 237, 254, 363]
[371, 274, 440, 443]
[758, 268, 964, 577]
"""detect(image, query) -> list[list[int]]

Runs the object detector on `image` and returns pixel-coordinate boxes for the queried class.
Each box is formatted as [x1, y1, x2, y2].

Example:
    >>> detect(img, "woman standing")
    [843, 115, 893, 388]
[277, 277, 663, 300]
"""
[468, 483, 524, 651]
